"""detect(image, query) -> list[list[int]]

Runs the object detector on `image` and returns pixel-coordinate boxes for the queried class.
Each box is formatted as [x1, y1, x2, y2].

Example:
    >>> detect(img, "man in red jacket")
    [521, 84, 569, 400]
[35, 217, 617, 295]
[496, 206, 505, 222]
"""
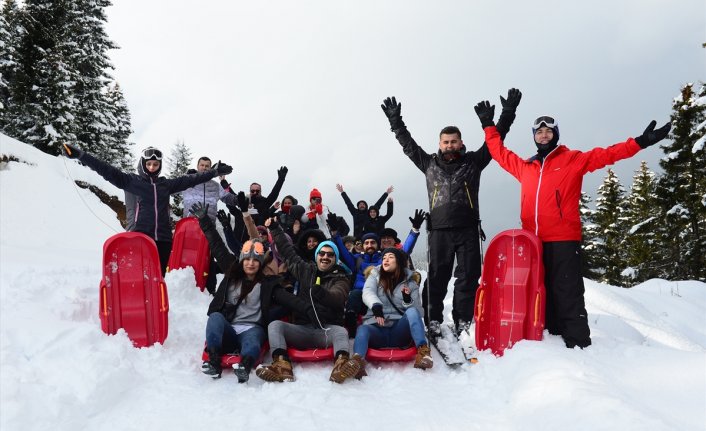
[474, 101, 670, 348]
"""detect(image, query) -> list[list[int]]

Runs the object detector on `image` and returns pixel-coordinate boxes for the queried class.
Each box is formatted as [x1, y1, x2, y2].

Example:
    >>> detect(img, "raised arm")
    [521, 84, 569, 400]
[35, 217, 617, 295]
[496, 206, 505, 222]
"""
[475, 101, 525, 181]
[372, 185, 392, 209]
[264, 166, 288, 207]
[472, 88, 522, 169]
[381, 97, 432, 173]
[192, 203, 237, 272]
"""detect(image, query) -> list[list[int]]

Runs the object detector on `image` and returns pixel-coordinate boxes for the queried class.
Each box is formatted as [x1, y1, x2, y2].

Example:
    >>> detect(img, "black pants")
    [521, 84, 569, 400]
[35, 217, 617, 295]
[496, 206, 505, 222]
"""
[424, 226, 481, 325]
[543, 241, 591, 348]
[155, 240, 172, 277]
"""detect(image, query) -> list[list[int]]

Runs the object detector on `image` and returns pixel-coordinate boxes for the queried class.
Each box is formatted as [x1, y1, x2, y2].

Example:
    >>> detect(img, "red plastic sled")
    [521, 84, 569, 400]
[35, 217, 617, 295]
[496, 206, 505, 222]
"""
[366, 346, 417, 362]
[202, 342, 269, 368]
[287, 347, 335, 362]
[475, 229, 545, 356]
[99, 232, 169, 348]
[167, 217, 211, 291]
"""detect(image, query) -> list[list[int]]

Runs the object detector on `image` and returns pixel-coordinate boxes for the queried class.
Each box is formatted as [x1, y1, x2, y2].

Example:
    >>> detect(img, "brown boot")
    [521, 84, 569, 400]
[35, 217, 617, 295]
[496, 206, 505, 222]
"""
[414, 344, 433, 370]
[331, 353, 366, 383]
[255, 355, 295, 382]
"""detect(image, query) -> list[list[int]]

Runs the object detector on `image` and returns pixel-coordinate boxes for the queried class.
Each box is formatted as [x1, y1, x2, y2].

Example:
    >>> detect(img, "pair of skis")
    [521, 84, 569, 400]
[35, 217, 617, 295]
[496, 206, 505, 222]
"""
[428, 323, 478, 367]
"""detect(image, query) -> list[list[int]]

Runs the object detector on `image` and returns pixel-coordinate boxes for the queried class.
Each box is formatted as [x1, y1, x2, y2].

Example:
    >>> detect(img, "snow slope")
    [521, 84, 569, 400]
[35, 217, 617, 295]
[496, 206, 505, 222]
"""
[1, 134, 705, 431]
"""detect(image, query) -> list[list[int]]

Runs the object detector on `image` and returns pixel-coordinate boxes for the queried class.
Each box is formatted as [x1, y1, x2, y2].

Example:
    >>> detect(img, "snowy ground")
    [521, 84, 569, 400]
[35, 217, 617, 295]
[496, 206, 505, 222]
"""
[2, 134, 705, 431]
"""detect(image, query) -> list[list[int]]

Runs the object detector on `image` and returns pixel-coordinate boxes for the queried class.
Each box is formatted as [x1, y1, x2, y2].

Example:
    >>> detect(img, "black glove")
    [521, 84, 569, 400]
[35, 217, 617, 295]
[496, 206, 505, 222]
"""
[190, 202, 209, 219]
[220, 179, 230, 190]
[402, 290, 412, 304]
[409, 209, 427, 230]
[268, 217, 280, 230]
[371, 303, 384, 319]
[217, 209, 231, 230]
[326, 212, 338, 232]
[236, 191, 249, 213]
[635, 120, 671, 149]
[474, 101, 495, 128]
[381, 97, 405, 131]
[500, 88, 522, 113]
[62, 143, 83, 159]
[211, 160, 233, 176]
[277, 166, 288, 180]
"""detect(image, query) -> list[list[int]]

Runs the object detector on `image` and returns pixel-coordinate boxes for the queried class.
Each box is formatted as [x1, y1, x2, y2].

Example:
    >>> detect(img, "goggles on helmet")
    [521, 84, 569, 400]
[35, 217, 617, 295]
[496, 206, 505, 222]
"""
[141, 147, 163, 161]
[532, 116, 557, 131]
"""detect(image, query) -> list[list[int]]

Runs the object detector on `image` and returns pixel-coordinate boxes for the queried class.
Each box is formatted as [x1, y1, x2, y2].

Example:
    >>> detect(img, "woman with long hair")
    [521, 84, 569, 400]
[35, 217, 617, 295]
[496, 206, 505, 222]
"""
[342, 248, 432, 377]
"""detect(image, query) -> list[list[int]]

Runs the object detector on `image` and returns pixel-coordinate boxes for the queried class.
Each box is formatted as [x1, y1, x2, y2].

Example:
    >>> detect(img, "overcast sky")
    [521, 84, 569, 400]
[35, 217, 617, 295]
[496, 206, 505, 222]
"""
[104, 0, 705, 248]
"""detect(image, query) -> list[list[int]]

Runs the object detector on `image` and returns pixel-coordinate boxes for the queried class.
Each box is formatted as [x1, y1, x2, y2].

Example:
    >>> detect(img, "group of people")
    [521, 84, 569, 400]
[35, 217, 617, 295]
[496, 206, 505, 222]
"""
[62, 85, 670, 382]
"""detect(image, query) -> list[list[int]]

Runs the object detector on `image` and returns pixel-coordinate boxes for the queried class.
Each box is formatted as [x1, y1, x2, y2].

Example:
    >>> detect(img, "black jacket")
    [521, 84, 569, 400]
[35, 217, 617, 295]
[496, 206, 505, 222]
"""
[270, 225, 350, 327]
[79, 152, 216, 241]
[392, 110, 516, 230]
[340, 191, 388, 238]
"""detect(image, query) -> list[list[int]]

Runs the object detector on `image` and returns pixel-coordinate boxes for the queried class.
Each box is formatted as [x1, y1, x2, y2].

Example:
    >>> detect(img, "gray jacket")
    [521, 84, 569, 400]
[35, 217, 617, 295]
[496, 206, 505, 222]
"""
[361, 266, 423, 326]
[181, 179, 228, 221]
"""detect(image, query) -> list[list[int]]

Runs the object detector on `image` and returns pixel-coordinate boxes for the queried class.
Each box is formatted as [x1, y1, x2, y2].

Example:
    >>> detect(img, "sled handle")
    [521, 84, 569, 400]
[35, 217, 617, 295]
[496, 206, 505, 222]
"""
[534, 292, 541, 326]
[159, 282, 168, 312]
[100, 283, 108, 317]
[476, 290, 484, 321]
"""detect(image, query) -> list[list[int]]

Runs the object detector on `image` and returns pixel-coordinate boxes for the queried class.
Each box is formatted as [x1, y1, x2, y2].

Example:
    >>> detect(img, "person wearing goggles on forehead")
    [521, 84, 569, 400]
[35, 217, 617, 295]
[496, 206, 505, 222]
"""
[474, 100, 671, 349]
[256, 216, 357, 384]
[380, 88, 522, 341]
[62, 143, 232, 274]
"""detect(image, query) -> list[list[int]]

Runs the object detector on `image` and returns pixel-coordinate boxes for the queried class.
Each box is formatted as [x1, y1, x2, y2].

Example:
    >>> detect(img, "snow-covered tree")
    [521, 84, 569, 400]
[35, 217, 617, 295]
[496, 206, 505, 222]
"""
[621, 161, 660, 284]
[592, 169, 628, 286]
[579, 191, 601, 280]
[103, 82, 134, 170]
[656, 83, 706, 281]
[167, 140, 193, 220]
[0, 0, 22, 123]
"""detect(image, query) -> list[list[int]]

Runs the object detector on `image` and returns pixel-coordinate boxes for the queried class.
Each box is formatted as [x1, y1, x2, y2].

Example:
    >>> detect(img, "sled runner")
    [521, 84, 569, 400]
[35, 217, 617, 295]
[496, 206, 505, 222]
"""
[167, 217, 211, 291]
[366, 346, 417, 362]
[475, 229, 545, 356]
[99, 232, 169, 347]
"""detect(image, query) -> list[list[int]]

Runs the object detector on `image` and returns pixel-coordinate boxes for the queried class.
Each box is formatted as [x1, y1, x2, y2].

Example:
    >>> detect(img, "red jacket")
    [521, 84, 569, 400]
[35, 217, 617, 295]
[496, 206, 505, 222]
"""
[484, 126, 641, 241]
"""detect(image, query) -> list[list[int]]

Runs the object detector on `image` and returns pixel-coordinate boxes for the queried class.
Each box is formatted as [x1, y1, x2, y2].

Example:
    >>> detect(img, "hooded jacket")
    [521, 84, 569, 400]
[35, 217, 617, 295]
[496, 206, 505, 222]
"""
[483, 126, 642, 241]
[78, 152, 216, 242]
[340, 191, 388, 237]
[181, 178, 229, 221]
[392, 109, 516, 229]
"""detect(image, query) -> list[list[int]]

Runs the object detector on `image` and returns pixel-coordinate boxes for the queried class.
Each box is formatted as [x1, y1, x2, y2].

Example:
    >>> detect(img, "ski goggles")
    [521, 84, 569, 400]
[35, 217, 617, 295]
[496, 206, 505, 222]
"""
[141, 147, 163, 161]
[532, 116, 557, 130]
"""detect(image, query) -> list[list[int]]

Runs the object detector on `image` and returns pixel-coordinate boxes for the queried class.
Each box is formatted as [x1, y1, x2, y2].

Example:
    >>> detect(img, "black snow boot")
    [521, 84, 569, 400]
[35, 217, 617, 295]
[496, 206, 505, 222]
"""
[202, 349, 222, 379]
[233, 355, 254, 383]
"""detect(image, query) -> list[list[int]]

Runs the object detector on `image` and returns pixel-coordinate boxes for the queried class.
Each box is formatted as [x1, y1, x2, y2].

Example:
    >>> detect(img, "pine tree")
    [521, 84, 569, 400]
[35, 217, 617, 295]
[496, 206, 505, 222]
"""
[0, 0, 22, 127]
[579, 191, 601, 280]
[104, 82, 134, 170]
[656, 83, 706, 281]
[621, 161, 660, 284]
[167, 140, 193, 220]
[593, 169, 628, 286]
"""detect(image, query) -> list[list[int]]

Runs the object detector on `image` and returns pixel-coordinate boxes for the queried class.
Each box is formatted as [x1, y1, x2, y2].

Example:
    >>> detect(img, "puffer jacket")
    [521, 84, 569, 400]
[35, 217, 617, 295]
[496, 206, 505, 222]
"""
[361, 266, 423, 326]
[392, 109, 516, 229]
[483, 126, 642, 241]
[78, 152, 216, 242]
[182, 179, 228, 221]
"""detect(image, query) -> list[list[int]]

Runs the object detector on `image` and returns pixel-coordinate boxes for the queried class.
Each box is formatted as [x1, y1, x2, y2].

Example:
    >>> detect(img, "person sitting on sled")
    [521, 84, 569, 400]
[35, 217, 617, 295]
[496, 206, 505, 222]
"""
[343, 247, 432, 378]
[473, 100, 671, 349]
[62, 144, 232, 274]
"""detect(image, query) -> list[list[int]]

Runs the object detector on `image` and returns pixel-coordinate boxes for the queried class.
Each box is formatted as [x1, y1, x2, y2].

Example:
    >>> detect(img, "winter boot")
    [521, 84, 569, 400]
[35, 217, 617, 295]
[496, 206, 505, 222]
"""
[329, 351, 360, 383]
[456, 319, 472, 337]
[339, 353, 367, 381]
[426, 320, 441, 343]
[202, 349, 222, 379]
[414, 344, 433, 370]
[255, 354, 295, 382]
[233, 355, 254, 383]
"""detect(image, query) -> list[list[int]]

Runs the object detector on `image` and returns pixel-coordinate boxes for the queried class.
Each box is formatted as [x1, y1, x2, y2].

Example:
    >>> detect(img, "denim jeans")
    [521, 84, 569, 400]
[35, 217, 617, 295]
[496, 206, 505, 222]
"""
[205, 312, 266, 359]
[353, 307, 427, 356]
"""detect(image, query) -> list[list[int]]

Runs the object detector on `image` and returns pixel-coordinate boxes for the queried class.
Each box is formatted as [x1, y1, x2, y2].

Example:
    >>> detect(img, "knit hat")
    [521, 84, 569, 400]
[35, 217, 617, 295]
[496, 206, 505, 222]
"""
[379, 228, 400, 243]
[356, 200, 368, 210]
[239, 239, 266, 265]
[256, 225, 267, 236]
[361, 232, 379, 244]
[310, 188, 322, 200]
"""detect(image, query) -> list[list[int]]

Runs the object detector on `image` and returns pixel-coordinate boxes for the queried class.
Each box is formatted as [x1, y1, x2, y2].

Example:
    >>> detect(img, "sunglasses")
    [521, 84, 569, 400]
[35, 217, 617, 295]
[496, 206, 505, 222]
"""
[533, 116, 557, 130]
[241, 240, 265, 256]
[142, 147, 163, 161]
[355, 241, 362, 246]
[317, 250, 336, 258]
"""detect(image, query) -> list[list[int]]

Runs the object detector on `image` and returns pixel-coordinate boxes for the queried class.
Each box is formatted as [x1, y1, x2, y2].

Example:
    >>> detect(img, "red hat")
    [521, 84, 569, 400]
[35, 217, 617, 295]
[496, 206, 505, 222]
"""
[310, 188, 322, 200]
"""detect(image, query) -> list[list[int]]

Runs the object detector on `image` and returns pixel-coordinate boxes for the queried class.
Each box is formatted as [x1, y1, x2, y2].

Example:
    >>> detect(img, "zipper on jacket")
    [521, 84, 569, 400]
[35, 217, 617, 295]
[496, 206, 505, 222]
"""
[555, 190, 563, 219]
[431, 184, 439, 210]
[152, 178, 158, 240]
[464, 181, 474, 209]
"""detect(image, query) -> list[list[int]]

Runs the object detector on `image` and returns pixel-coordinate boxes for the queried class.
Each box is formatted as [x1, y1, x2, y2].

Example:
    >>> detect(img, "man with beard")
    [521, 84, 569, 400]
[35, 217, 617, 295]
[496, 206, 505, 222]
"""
[380, 89, 521, 340]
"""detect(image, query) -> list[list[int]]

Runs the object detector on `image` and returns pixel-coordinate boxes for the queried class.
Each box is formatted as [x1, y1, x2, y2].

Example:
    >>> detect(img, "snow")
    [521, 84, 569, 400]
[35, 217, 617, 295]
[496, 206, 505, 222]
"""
[2, 133, 705, 431]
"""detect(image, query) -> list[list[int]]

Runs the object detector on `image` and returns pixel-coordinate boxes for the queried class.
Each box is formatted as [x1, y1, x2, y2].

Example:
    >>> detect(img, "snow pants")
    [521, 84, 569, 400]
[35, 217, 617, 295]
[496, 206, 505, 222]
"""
[424, 226, 481, 325]
[543, 241, 592, 348]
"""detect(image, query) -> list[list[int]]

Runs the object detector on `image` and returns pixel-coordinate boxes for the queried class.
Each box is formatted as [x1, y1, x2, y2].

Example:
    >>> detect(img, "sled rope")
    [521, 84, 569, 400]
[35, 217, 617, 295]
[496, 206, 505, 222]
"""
[62, 154, 119, 234]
